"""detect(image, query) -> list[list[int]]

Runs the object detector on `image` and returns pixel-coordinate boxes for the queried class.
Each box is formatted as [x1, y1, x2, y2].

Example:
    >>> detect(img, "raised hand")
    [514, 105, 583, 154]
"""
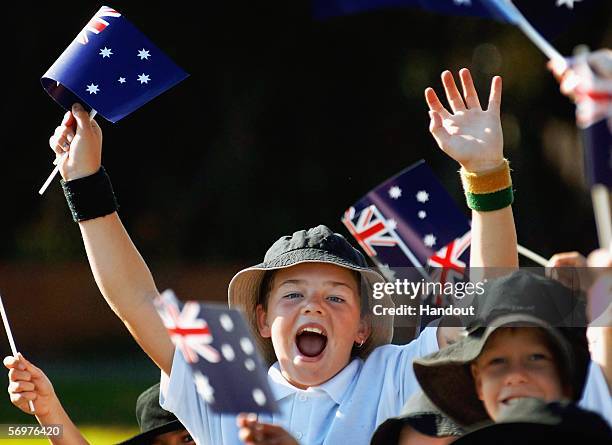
[425, 69, 504, 173]
[48, 103, 102, 181]
[4, 353, 56, 417]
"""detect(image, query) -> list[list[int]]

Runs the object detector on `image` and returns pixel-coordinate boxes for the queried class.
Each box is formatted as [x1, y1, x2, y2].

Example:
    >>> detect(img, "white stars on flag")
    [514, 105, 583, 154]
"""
[379, 264, 397, 281]
[86, 83, 99, 94]
[219, 314, 234, 332]
[418, 211, 427, 220]
[416, 190, 429, 203]
[118, 77, 126, 84]
[240, 337, 254, 355]
[99, 47, 113, 58]
[221, 344, 235, 361]
[252, 388, 267, 407]
[423, 234, 437, 248]
[556, 0, 581, 9]
[387, 218, 398, 230]
[244, 358, 256, 371]
[194, 372, 215, 404]
[453, 0, 471, 5]
[137, 48, 151, 60]
[388, 186, 402, 199]
[137, 73, 151, 84]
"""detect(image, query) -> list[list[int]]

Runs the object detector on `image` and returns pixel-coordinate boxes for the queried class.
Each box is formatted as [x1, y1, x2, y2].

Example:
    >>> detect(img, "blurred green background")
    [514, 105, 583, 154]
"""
[1, 0, 610, 439]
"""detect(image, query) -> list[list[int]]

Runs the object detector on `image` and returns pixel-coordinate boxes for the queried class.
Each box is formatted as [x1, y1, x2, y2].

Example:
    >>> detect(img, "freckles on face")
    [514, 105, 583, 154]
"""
[260, 263, 368, 388]
[472, 327, 565, 421]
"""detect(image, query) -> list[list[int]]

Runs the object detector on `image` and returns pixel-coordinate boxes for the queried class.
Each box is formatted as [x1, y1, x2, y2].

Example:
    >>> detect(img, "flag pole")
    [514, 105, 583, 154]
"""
[497, 1, 566, 68]
[517, 244, 548, 266]
[592, 185, 612, 248]
[0, 294, 35, 413]
[38, 109, 98, 195]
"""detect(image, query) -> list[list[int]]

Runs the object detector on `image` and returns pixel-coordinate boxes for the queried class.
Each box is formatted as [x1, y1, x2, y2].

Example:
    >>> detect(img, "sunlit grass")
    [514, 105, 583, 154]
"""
[0, 425, 140, 445]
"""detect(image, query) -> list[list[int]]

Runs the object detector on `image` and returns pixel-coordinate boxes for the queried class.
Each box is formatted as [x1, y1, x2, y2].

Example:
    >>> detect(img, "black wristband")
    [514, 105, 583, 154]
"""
[61, 167, 119, 222]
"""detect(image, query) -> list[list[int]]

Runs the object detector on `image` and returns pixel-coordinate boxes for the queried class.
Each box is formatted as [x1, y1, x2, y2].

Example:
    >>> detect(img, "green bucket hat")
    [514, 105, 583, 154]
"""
[413, 271, 590, 427]
[454, 397, 611, 445]
[117, 383, 185, 445]
[228, 225, 394, 366]
[370, 391, 464, 445]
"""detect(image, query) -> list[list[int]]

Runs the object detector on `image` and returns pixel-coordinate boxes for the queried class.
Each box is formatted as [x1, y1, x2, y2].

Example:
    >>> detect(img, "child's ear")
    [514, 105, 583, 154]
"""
[355, 316, 372, 345]
[256, 304, 271, 338]
[471, 362, 484, 401]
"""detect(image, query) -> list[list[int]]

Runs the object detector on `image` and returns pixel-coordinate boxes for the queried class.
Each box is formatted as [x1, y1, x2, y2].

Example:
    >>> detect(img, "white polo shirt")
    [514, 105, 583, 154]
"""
[160, 326, 439, 445]
[160, 327, 611, 444]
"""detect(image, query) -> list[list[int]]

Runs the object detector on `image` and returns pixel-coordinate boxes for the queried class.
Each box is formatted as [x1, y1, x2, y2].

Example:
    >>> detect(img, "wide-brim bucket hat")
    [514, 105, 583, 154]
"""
[116, 383, 184, 445]
[370, 391, 464, 445]
[228, 225, 394, 365]
[414, 270, 590, 427]
[413, 314, 582, 426]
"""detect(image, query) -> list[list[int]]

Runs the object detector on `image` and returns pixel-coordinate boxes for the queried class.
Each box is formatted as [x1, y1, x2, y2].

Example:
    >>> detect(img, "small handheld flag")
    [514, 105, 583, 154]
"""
[154, 290, 278, 414]
[0, 294, 35, 413]
[41, 5, 188, 123]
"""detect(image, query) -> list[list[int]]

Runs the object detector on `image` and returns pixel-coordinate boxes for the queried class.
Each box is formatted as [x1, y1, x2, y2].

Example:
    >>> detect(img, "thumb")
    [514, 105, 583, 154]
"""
[428, 111, 449, 146]
[71, 103, 92, 133]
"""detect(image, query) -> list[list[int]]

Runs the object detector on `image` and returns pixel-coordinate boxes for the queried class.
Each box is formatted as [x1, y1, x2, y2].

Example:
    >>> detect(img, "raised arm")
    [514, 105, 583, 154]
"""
[4, 354, 89, 445]
[50, 104, 174, 375]
[425, 69, 518, 270]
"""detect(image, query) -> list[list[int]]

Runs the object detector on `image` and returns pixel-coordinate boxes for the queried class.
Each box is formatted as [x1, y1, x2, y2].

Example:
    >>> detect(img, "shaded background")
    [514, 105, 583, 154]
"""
[0, 0, 610, 429]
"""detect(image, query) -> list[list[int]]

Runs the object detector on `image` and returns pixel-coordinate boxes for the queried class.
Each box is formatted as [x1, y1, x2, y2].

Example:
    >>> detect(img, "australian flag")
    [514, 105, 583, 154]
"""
[569, 54, 612, 188]
[342, 160, 471, 316]
[313, 0, 602, 41]
[155, 290, 278, 414]
[41, 6, 188, 123]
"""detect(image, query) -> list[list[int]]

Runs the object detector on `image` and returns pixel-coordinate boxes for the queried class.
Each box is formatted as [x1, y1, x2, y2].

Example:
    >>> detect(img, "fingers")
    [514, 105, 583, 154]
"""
[547, 251, 587, 268]
[424, 87, 451, 119]
[486, 75, 502, 114]
[71, 103, 95, 134]
[428, 110, 450, 148]
[441, 70, 466, 113]
[3, 356, 25, 370]
[8, 368, 31, 383]
[8, 380, 35, 393]
[49, 125, 75, 156]
[459, 68, 481, 110]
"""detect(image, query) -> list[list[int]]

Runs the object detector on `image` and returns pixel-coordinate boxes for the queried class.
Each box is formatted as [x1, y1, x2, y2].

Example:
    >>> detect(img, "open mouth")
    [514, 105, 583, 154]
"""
[500, 396, 527, 406]
[295, 325, 328, 358]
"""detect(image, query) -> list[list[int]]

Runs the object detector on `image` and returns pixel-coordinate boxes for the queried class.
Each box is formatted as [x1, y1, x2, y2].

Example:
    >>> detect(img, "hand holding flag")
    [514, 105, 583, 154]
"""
[548, 49, 612, 247]
[39, 5, 188, 195]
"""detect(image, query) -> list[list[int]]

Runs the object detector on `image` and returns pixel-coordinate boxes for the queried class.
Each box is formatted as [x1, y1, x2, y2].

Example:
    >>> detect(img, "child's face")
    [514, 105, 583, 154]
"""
[471, 327, 566, 421]
[256, 262, 370, 388]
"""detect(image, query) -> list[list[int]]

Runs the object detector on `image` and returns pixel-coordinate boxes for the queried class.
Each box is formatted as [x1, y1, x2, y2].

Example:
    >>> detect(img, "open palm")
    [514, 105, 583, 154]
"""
[426, 69, 504, 173]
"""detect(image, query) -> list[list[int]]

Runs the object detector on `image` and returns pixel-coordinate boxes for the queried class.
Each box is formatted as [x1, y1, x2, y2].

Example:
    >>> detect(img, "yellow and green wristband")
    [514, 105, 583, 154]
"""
[460, 159, 514, 211]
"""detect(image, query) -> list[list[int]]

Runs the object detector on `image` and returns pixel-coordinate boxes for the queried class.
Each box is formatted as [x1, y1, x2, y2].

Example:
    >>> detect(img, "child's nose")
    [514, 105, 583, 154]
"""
[503, 364, 529, 385]
[301, 299, 325, 315]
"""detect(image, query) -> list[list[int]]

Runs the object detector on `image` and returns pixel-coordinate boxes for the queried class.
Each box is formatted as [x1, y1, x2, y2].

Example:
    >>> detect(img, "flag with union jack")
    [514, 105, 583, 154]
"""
[568, 54, 612, 188]
[342, 160, 472, 324]
[154, 290, 278, 414]
[41, 5, 188, 122]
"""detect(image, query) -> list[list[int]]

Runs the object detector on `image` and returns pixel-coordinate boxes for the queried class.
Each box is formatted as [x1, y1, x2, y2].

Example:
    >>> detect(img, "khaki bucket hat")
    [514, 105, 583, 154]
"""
[413, 271, 590, 427]
[228, 225, 394, 365]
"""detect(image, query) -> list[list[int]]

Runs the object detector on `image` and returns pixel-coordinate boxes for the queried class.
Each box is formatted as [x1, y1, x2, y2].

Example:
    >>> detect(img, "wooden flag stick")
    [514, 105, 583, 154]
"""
[490, 1, 566, 68]
[0, 294, 35, 413]
[517, 244, 548, 266]
[38, 109, 97, 195]
[592, 185, 612, 248]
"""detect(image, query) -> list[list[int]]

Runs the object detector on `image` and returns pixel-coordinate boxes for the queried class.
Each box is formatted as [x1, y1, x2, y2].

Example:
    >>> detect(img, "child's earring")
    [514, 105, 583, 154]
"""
[357, 339, 365, 348]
